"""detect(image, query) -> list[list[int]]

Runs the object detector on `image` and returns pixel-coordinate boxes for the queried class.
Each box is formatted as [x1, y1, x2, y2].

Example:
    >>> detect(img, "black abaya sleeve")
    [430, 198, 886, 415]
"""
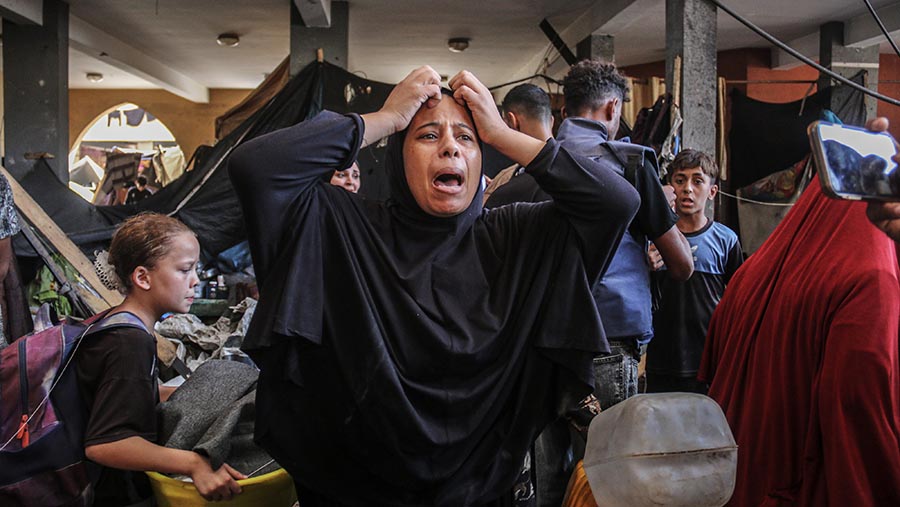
[228, 111, 363, 283]
[524, 140, 640, 283]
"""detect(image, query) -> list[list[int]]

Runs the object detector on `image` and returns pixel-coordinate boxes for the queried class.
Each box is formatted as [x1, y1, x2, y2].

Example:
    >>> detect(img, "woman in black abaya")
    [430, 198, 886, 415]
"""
[229, 67, 639, 506]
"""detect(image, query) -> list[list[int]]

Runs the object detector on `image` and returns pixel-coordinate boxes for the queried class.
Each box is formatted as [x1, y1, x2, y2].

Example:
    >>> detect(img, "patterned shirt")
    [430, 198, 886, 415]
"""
[0, 173, 20, 240]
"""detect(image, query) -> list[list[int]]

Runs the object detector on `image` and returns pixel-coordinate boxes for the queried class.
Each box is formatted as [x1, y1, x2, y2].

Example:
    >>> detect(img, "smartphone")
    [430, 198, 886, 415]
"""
[808, 120, 900, 201]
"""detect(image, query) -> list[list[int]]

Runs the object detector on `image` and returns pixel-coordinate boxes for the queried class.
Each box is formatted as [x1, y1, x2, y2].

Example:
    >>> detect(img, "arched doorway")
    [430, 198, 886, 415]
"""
[69, 103, 185, 204]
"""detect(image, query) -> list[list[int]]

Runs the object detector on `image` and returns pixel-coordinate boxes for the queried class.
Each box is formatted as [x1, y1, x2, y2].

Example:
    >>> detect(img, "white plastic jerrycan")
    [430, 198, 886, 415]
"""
[583, 393, 737, 507]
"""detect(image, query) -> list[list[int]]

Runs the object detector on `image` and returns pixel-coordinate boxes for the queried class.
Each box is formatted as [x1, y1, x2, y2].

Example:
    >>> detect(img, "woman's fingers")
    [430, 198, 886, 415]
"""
[449, 71, 492, 109]
[362, 65, 445, 142]
[449, 70, 509, 145]
[379, 66, 445, 132]
[408, 66, 443, 102]
[448, 70, 486, 94]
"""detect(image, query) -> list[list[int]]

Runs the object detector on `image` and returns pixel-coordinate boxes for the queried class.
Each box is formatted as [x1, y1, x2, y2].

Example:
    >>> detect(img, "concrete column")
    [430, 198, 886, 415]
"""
[290, 0, 349, 76]
[819, 21, 879, 121]
[2, 0, 68, 182]
[665, 0, 717, 155]
[576, 34, 615, 63]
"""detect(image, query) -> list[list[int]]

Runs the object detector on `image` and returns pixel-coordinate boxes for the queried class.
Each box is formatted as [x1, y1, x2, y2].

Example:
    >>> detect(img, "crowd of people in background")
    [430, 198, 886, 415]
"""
[3, 55, 899, 507]
[228, 58, 900, 506]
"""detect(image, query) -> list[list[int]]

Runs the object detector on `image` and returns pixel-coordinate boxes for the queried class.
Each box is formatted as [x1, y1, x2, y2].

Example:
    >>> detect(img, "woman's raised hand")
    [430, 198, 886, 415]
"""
[362, 66, 442, 147]
[385, 67, 443, 129]
[448, 70, 508, 146]
[449, 70, 546, 167]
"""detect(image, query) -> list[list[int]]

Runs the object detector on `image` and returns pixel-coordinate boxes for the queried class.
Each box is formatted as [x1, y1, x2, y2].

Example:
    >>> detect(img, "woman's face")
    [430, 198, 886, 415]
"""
[402, 97, 482, 217]
[330, 163, 361, 193]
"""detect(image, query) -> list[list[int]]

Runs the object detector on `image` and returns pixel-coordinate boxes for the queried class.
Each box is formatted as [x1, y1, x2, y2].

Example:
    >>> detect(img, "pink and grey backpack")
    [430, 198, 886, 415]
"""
[0, 311, 148, 507]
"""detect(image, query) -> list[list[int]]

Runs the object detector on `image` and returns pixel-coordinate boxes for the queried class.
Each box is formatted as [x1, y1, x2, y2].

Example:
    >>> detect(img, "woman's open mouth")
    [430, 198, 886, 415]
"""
[433, 170, 465, 194]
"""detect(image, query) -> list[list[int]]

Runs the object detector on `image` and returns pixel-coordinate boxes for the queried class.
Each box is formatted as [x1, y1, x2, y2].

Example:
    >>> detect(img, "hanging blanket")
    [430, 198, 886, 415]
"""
[728, 71, 865, 189]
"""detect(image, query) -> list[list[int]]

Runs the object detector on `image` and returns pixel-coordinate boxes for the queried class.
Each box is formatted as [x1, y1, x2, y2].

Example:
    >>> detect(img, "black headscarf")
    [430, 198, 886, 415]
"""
[382, 89, 484, 233]
[233, 107, 618, 505]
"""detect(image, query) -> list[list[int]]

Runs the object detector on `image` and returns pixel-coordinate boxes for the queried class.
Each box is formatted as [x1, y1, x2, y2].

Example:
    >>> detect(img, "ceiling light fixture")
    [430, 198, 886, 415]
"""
[447, 37, 470, 53]
[86, 72, 104, 83]
[216, 33, 240, 47]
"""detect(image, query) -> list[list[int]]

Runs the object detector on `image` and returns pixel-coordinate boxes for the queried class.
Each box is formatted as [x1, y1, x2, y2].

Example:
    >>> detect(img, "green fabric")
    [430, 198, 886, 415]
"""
[25, 254, 80, 317]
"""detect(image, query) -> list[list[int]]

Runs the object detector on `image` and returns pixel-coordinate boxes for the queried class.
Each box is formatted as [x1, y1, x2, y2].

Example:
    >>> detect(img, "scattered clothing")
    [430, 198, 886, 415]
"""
[123, 108, 147, 127]
[155, 298, 257, 370]
[738, 156, 809, 202]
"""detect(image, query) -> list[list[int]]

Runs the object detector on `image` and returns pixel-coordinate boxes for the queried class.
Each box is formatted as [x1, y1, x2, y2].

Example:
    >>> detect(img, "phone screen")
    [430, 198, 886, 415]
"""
[817, 123, 900, 198]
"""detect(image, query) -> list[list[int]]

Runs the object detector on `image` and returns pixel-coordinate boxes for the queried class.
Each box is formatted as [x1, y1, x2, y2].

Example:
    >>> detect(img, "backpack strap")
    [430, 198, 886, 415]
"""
[84, 312, 149, 337]
[600, 141, 653, 244]
[83, 312, 193, 379]
[600, 141, 642, 188]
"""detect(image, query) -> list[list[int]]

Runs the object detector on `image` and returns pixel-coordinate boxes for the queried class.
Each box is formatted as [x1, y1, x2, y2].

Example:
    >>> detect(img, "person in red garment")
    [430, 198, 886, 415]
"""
[698, 163, 900, 504]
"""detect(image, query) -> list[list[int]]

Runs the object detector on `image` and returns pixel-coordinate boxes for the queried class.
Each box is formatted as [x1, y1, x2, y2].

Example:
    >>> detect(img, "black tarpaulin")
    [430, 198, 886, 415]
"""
[728, 71, 866, 189]
[16, 61, 393, 258]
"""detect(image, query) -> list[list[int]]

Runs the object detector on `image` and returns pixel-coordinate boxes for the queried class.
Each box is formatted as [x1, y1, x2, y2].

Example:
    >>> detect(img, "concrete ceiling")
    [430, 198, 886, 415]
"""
[43, 0, 900, 100]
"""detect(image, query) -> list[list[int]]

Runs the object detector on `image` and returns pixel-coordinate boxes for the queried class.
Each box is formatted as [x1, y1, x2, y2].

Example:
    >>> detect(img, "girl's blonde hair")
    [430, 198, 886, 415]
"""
[108, 213, 194, 293]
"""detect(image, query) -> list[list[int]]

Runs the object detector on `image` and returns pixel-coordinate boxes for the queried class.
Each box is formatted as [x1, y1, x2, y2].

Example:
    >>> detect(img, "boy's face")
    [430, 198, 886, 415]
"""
[670, 166, 717, 217]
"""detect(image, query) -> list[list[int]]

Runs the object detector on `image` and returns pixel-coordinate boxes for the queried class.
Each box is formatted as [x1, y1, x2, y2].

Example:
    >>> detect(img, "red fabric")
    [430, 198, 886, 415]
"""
[699, 176, 900, 507]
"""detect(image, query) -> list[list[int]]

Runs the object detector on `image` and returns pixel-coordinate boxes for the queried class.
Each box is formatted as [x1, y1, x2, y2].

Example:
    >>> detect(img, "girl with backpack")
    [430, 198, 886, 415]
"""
[76, 213, 245, 505]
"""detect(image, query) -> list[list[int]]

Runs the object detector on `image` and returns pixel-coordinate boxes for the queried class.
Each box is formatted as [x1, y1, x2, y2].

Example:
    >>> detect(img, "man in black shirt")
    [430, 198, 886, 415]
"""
[485, 61, 693, 507]
[483, 84, 554, 205]
[125, 175, 153, 205]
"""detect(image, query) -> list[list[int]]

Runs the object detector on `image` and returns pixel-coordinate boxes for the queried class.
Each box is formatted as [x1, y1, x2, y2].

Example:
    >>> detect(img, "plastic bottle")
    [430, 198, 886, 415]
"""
[217, 275, 229, 301]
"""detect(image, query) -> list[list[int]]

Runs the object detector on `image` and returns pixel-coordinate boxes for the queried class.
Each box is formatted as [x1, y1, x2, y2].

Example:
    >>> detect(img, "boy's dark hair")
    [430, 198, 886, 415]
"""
[136, 175, 148, 186]
[669, 149, 719, 182]
[562, 59, 629, 116]
[502, 83, 551, 124]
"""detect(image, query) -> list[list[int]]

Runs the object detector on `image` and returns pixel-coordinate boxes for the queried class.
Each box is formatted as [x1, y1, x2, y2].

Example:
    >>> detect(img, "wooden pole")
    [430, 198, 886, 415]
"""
[717, 77, 728, 181]
[672, 55, 682, 108]
[624, 78, 636, 126]
[2, 165, 186, 368]
[0, 165, 123, 308]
